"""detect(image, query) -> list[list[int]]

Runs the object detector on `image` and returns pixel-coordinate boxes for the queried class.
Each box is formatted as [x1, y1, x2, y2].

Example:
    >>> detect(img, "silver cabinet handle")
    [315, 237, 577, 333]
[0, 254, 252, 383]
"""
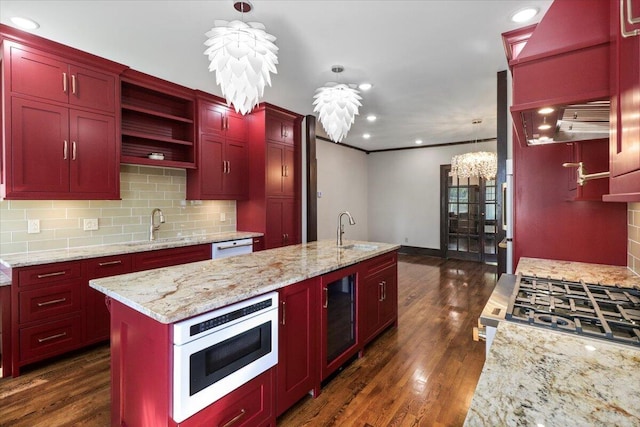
[98, 260, 122, 266]
[37, 271, 66, 279]
[71, 74, 77, 94]
[227, 160, 231, 174]
[38, 332, 67, 343]
[281, 301, 286, 325]
[323, 287, 328, 309]
[621, 0, 640, 38]
[216, 242, 253, 250]
[37, 297, 67, 307]
[221, 409, 246, 427]
[379, 281, 384, 302]
[63, 72, 68, 93]
[382, 280, 387, 301]
[281, 164, 285, 177]
[63, 140, 68, 160]
[72, 141, 77, 160]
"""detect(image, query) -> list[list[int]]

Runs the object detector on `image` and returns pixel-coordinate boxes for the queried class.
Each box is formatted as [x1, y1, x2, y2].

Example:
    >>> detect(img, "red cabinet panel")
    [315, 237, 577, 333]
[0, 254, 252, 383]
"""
[224, 138, 249, 197]
[19, 315, 83, 364]
[19, 282, 82, 324]
[9, 44, 69, 104]
[195, 134, 225, 196]
[265, 198, 298, 249]
[132, 244, 211, 272]
[266, 112, 295, 146]
[85, 255, 132, 344]
[17, 261, 82, 288]
[68, 64, 116, 112]
[359, 253, 398, 347]
[276, 279, 319, 416]
[10, 97, 70, 194]
[69, 109, 118, 196]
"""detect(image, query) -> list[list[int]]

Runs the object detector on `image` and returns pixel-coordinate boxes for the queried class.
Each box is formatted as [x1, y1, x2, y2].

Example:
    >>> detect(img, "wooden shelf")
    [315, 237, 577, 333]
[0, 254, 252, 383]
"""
[121, 104, 194, 124]
[121, 155, 196, 169]
[121, 130, 194, 146]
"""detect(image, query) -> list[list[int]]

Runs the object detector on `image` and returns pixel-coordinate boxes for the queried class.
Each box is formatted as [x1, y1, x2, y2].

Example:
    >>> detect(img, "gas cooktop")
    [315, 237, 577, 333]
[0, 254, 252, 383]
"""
[505, 275, 640, 347]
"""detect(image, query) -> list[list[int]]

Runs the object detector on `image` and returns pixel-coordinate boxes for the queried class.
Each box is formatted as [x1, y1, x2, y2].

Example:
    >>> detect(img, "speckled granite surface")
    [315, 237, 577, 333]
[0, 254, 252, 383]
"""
[517, 257, 639, 289]
[464, 322, 640, 427]
[0, 231, 261, 270]
[90, 240, 399, 324]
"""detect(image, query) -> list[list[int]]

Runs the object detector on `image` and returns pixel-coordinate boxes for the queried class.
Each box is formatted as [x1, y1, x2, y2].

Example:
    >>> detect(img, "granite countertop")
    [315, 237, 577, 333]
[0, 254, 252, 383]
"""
[517, 257, 640, 289]
[464, 322, 640, 427]
[90, 240, 400, 324]
[0, 271, 10, 287]
[0, 231, 262, 270]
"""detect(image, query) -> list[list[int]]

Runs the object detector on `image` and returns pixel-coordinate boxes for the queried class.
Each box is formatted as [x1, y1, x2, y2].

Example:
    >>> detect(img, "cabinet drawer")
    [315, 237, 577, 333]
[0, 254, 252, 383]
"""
[85, 254, 132, 279]
[19, 315, 82, 363]
[178, 368, 274, 427]
[19, 282, 82, 323]
[18, 261, 82, 288]
[361, 251, 398, 277]
[132, 244, 211, 272]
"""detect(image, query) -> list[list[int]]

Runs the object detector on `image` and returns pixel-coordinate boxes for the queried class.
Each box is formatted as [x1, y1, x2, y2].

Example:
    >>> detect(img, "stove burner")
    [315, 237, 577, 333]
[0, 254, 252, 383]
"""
[506, 275, 640, 347]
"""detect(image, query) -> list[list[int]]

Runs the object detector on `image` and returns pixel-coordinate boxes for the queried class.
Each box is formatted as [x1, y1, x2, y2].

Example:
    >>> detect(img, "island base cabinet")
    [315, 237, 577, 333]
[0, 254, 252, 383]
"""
[174, 368, 275, 427]
[276, 278, 320, 416]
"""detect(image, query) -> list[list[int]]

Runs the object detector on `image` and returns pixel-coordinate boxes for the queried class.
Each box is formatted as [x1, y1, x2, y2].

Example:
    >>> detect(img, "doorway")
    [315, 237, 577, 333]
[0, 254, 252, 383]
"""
[440, 165, 497, 263]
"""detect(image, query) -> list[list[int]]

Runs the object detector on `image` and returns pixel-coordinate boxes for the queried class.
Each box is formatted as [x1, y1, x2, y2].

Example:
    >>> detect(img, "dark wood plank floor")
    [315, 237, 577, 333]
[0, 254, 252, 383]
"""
[0, 255, 496, 427]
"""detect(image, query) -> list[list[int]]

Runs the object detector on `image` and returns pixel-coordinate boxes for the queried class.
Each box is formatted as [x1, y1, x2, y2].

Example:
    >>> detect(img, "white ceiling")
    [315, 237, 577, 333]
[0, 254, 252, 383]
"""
[0, 0, 552, 151]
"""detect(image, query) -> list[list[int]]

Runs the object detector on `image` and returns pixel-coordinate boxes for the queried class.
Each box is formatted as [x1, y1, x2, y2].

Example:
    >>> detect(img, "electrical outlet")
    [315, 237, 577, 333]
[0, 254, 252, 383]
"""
[317, 191, 322, 198]
[83, 218, 99, 231]
[220, 212, 226, 222]
[404, 237, 409, 243]
[27, 219, 40, 234]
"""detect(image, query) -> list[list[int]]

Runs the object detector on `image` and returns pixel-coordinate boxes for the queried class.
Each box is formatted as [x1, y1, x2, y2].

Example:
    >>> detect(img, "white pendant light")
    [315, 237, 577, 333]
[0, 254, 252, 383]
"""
[204, 1, 278, 115]
[451, 119, 497, 180]
[313, 66, 362, 143]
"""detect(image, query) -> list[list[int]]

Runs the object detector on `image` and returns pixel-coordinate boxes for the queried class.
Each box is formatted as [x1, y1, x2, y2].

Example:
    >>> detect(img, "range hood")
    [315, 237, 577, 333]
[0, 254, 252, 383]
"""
[503, 0, 611, 146]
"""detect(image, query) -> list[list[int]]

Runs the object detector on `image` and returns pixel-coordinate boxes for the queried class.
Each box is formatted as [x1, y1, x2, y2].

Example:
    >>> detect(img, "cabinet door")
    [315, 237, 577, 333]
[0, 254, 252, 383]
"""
[69, 109, 118, 197]
[199, 134, 225, 196]
[85, 255, 132, 344]
[266, 114, 295, 145]
[131, 245, 212, 272]
[68, 65, 116, 112]
[282, 145, 296, 197]
[266, 143, 284, 195]
[378, 266, 398, 329]
[276, 279, 319, 416]
[359, 273, 383, 345]
[11, 97, 69, 194]
[224, 139, 249, 198]
[199, 100, 226, 136]
[225, 109, 247, 141]
[281, 118, 295, 146]
[609, 0, 640, 196]
[265, 198, 285, 249]
[281, 198, 299, 246]
[9, 45, 69, 104]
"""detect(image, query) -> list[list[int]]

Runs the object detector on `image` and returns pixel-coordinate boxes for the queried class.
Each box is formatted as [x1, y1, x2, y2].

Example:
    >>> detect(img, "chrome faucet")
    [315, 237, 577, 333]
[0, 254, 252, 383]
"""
[150, 208, 165, 241]
[336, 211, 356, 247]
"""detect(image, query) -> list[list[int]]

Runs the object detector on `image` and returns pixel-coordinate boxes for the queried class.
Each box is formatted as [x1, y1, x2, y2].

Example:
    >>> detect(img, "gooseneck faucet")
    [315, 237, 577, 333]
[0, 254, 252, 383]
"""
[150, 208, 165, 241]
[336, 211, 356, 247]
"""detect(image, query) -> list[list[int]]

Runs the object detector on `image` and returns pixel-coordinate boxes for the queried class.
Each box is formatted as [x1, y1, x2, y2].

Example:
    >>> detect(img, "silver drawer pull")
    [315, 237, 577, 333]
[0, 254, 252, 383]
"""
[221, 409, 246, 427]
[37, 271, 66, 279]
[216, 242, 253, 250]
[38, 332, 67, 343]
[37, 297, 67, 307]
[98, 260, 123, 266]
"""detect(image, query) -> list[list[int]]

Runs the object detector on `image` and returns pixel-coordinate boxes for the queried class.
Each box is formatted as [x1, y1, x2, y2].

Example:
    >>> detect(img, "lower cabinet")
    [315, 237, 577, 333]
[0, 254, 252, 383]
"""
[131, 244, 211, 271]
[359, 252, 398, 346]
[265, 197, 298, 249]
[177, 369, 275, 427]
[276, 278, 319, 416]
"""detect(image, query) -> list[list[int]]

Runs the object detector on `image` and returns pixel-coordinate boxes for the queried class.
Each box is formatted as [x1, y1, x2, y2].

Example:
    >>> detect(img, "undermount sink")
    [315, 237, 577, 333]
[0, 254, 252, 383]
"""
[339, 244, 378, 251]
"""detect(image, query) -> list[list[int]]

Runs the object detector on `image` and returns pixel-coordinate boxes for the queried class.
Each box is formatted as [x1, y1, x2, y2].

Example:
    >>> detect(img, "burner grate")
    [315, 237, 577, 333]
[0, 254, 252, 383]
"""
[506, 275, 640, 347]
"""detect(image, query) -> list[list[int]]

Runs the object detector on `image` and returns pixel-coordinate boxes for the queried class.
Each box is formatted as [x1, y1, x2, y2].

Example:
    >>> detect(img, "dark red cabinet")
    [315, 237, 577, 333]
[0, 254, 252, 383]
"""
[359, 252, 398, 346]
[1, 33, 123, 200]
[266, 142, 295, 197]
[85, 254, 132, 344]
[131, 244, 212, 272]
[276, 278, 319, 416]
[265, 197, 298, 249]
[187, 95, 248, 200]
[605, 0, 640, 201]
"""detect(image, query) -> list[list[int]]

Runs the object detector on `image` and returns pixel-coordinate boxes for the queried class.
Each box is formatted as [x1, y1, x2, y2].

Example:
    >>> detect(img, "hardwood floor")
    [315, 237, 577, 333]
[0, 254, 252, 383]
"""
[0, 255, 496, 427]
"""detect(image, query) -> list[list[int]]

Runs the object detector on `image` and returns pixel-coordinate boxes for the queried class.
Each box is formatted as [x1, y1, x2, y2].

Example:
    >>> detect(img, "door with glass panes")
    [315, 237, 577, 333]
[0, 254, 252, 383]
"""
[441, 165, 497, 263]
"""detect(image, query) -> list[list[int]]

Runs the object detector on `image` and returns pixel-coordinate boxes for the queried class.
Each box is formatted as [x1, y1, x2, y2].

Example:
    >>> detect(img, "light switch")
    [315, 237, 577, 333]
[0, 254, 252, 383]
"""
[317, 191, 322, 198]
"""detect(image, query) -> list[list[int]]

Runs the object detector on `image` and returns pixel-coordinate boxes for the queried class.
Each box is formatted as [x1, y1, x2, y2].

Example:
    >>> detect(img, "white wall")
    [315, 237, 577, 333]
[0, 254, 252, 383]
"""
[367, 140, 496, 248]
[316, 140, 369, 241]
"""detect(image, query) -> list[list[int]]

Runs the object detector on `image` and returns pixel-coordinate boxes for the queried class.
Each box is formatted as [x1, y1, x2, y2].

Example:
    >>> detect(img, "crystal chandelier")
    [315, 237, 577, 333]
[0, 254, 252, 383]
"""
[204, 1, 278, 115]
[451, 119, 497, 180]
[313, 66, 362, 143]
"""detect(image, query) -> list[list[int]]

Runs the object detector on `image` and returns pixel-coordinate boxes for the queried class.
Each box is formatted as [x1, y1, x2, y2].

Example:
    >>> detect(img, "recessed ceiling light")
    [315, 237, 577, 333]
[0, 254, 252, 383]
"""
[11, 16, 40, 30]
[538, 107, 554, 115]
[415, 139, 423, 145]
[511, 7, 539, 23]
[363, 133, 371, 139]
[366, 115, 377, 122]
[358, 83, 372, 91]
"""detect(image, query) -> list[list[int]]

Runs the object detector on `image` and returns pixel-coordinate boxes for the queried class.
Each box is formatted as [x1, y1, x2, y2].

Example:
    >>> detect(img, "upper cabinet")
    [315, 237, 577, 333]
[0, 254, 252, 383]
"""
[502, 0, 611, 147]
[1, 26, 126, 200]
[186, 93, 248, 200]
[604, 0, 640, 201]
[120, 69, 196, 169]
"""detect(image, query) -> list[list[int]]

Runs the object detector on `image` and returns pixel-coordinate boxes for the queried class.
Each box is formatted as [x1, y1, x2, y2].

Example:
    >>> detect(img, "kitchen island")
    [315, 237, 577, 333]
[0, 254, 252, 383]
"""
[465, 258, 640, 426]
[90, 239, 400, 427]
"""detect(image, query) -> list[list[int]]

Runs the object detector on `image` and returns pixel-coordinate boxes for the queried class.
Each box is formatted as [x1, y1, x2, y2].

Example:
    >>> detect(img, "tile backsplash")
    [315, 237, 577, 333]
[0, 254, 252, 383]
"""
[630, 202, 640, 275]
[0, 165, 236, 256]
